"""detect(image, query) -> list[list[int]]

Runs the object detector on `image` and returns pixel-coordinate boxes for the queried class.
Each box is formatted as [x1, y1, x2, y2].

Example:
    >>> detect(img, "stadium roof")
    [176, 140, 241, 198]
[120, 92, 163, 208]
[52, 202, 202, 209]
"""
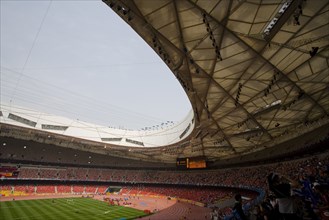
[1, 0, 329, 165]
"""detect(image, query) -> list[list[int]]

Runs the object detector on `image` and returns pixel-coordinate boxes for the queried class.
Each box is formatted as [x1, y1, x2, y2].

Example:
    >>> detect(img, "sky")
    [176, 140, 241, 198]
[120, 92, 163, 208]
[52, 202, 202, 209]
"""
[0, 0, 191, 130]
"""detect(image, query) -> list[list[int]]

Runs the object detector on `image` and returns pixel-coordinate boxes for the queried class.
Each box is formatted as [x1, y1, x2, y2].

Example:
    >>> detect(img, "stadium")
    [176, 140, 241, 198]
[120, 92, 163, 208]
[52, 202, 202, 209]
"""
[1, 0, 329, 220]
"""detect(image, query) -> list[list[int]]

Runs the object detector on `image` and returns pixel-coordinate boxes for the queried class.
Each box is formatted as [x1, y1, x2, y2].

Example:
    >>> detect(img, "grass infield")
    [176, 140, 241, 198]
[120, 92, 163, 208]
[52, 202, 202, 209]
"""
[0, 197, 149, 220]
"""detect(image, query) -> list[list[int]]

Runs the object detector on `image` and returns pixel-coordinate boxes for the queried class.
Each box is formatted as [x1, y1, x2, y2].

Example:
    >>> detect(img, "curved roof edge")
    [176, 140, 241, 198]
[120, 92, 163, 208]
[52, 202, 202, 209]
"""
[0, 104, 195, 148]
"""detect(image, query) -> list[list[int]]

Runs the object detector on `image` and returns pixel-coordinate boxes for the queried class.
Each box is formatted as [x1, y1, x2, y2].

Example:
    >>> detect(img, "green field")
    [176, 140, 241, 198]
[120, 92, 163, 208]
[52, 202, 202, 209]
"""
[0, 197, 149, 220]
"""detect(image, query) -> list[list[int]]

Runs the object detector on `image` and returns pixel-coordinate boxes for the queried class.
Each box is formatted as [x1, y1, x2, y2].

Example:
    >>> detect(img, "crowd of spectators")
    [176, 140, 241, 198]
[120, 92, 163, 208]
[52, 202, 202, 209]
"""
[1, 152, 328, 219]
[14, 153, 328, 190]
[18, 167, 39, 179]
[0, 184, 109, 194]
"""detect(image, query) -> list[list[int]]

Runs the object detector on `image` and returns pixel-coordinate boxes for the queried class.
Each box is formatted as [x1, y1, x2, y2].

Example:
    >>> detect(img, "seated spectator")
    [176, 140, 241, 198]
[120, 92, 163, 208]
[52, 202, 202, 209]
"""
[233, 193, 248, 220]
[261, 195, 281, 220]
[249, 205, 264, 220]
[267, 173, 301, 220]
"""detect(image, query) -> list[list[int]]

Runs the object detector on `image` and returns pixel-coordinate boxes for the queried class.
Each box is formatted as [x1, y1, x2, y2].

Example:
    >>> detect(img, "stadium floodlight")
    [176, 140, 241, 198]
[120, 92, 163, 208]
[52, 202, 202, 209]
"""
[262, 0, 302, 41]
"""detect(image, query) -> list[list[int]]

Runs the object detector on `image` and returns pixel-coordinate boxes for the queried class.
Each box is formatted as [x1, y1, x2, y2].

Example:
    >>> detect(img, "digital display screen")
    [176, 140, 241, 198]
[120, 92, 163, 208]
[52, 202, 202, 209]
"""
[177, 157, 207, 169]
[187, 158, 207, 169]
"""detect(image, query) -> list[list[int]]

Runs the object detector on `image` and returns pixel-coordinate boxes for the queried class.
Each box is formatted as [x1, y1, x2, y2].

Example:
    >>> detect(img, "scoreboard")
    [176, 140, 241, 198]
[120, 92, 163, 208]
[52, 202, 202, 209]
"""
[176, 157, 207, 169]
[176, 158, 187, 167]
